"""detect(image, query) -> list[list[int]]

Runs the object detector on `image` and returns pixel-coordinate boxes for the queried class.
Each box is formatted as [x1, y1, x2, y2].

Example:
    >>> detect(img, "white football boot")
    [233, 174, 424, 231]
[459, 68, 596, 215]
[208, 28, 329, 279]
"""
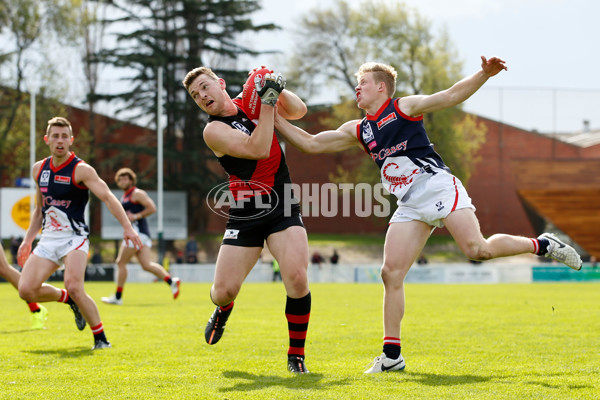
[364, 353, 406, 374]
[539, 233, 582, 270]
[101, 295, 123, 305]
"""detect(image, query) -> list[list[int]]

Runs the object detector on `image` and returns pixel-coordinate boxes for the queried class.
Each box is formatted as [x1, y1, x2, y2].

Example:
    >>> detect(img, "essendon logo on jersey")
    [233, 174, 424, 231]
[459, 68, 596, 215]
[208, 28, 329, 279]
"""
[232, 121, 251, 135]
[54, 175, 71, 184]
[377, 113, 397, 130]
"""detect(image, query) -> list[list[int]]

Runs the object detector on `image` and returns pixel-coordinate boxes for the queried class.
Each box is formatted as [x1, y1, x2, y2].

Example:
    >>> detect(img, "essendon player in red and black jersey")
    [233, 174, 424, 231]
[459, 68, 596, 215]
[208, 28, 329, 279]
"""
[183, 66, 311, 373]
[208, 96, 299, 218]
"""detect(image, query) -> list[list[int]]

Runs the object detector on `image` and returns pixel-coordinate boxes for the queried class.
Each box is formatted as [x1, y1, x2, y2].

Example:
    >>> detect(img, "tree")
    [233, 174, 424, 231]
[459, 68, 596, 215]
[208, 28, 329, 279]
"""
[0, 0, 87, 186]
[90, 0, 278, 233]
[287, 0, 486, 186]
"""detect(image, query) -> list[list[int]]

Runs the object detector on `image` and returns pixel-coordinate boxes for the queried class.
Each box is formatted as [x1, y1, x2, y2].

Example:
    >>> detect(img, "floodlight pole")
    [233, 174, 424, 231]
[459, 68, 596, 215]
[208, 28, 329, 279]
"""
[30, 88, 36, 215]
[157, 66, 165, 264]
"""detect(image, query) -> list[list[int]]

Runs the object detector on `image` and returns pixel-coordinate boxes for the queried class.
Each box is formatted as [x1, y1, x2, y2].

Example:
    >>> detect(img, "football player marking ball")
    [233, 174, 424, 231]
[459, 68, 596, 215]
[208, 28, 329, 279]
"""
[241, 66, 271, 119]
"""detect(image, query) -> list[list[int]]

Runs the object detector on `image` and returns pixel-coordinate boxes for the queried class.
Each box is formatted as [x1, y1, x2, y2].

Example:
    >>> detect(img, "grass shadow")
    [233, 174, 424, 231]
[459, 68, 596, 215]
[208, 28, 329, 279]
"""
[0, 329, 37, 334]
[524, 380, 591, 390]
[24, 347, 94, 359]
[219, 370, 351, 392]
[403, 371, 495, 386]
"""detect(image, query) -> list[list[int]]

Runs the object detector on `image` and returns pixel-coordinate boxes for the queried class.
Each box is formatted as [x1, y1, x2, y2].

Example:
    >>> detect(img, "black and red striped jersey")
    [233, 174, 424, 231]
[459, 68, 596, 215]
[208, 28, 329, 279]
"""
[207, 97, 293, 205]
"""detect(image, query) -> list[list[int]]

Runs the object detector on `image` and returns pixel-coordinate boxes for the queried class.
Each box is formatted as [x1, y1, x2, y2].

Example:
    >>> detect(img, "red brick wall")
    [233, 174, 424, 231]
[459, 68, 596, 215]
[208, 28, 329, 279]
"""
[58, 106, 600, 237]
[279, 113, 600, 237]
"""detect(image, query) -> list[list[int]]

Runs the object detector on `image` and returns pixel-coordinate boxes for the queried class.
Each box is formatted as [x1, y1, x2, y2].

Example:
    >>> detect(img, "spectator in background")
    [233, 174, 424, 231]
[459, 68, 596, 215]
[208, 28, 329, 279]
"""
[311, 251, 324, 270]
[10, 236, 21, 265]
[91, 245, 103, 264]
[186, 236, 198, 263]
[417, 254, 428, 265]
[272, 258, 281, 282]
[330, 250, 339, 265]
[175, 248, 184, 264]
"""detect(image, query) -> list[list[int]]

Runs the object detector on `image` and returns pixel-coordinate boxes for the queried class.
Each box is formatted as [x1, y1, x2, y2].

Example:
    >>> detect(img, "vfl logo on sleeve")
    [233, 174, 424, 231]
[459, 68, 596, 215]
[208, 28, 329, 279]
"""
[232, 121, 251, 135]
[377, 113, 397, 130]
[54, 175, 71, 185]
[40, 171, 50, 187]
[362, 121, 375, 144]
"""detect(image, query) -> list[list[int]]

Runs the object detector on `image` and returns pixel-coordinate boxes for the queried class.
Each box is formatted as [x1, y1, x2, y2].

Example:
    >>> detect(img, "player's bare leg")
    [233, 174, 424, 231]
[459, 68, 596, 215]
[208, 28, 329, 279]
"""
[137, 246, 180, 299]
[444, 208, 534, 260]
[366, 221, 430, 373]
[64, 250, 110, 349]
[102, 245, 134, 305]
[267, 226, 311, 373]
[0, 249, 47, 329]
[204, 245, 262, 345]
[445, 208, 582, 269]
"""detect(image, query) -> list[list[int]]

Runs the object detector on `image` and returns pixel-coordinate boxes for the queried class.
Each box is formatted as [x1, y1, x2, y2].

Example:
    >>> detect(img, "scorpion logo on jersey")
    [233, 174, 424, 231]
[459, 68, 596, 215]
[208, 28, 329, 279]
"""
[382, 163, 420, 192]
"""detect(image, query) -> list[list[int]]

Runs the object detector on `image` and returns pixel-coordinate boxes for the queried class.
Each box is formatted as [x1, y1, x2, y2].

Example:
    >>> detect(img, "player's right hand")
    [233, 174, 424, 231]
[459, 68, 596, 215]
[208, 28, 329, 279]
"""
[255, 72, 286, 107]
[17, 242, 32, 267]
[124, 227, 143, 250]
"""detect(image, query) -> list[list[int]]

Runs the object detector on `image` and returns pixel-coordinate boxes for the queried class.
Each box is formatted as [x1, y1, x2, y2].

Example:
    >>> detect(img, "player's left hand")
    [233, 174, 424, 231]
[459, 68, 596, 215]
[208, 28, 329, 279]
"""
[17, 242, 32, 267]
[255, 72, 286, 106]
[124, 227, 143, 250]
[481, 56, 507, 77]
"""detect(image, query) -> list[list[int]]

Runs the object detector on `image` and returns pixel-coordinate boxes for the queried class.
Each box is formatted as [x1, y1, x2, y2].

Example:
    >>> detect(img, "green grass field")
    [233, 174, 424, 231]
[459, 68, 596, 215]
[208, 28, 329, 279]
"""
[1, 281, 598, 399]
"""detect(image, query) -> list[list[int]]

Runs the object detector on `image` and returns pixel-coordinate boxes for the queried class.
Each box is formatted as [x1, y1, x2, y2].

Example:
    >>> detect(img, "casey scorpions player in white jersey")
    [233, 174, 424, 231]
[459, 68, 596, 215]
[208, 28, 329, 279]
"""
[274, 56, 582, 373]
[18, 116, 142, 350]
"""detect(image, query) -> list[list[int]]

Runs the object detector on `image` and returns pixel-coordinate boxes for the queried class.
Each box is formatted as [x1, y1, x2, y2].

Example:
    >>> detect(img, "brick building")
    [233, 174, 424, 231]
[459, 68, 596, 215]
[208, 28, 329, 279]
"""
[4, 102, 598, 256]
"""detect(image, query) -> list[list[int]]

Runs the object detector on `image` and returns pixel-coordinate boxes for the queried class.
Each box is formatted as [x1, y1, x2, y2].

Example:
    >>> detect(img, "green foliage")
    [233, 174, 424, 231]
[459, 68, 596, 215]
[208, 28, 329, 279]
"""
[288, 0, 487, 185]
[90, 0, 279, 231]
[1, 282, 598, 399]
[0, 0, 90, 184]
[0, 87, 69, 183]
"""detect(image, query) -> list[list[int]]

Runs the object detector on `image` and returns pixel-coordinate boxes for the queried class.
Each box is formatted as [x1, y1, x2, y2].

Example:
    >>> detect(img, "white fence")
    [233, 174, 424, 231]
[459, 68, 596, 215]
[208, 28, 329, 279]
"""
[117, 262, 534, 284]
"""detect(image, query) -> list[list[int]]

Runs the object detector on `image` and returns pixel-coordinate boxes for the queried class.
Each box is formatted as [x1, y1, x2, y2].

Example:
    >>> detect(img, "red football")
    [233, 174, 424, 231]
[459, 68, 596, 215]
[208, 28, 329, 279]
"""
[242, 67, 271, 119]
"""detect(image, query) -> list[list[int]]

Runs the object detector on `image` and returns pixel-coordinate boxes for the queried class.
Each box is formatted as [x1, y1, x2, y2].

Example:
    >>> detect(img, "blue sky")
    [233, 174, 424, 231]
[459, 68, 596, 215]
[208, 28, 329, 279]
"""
[244, 0, 599, 133]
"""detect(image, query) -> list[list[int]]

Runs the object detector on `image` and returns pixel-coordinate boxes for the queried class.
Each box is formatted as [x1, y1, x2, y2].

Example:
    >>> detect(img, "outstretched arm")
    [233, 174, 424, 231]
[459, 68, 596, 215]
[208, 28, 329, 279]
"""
[400, 56, 507, 117]
[276, 90, 307, 120]
[274, 113, 360, 154]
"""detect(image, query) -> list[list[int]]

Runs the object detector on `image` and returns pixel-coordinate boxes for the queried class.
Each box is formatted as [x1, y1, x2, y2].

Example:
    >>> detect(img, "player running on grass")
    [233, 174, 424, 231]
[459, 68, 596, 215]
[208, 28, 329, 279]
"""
[18, 117, 143, 350]
[273, 56, 583, 373]
[101, 168, 180, 305]
[183, 66, 312, 373]
[0, 242, 48, 329]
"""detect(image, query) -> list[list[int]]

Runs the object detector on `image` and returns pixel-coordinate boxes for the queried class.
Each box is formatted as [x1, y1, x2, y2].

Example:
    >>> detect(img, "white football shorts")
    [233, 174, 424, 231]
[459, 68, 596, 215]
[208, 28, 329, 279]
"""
[122, 232, 152, 249]
[390, 170, 475, 228]
[33, 234, 89, 265]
